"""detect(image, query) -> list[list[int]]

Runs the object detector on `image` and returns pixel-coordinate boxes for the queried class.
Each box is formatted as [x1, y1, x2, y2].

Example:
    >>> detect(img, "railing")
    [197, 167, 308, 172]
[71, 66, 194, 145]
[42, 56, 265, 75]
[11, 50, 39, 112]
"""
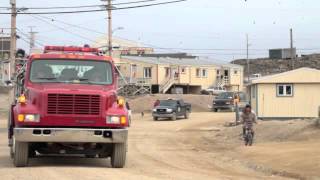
[159, 77, 175, 93]
[215, 76, 230, 88]
[224, 76, 230, 85]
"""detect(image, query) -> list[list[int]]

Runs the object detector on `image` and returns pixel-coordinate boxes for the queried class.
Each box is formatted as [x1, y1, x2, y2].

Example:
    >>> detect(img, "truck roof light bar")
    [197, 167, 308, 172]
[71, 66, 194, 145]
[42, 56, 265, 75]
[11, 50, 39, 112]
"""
[44, 46, 99, 54]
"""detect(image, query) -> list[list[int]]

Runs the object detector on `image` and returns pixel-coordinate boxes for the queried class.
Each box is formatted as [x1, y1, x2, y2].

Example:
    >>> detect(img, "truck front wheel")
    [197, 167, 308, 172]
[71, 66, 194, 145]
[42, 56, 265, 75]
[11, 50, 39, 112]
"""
[184, 111, 190, 119]
[171, 113, 177, 121]
[111, 143, 126, 168]
[13, 140, 29, 167]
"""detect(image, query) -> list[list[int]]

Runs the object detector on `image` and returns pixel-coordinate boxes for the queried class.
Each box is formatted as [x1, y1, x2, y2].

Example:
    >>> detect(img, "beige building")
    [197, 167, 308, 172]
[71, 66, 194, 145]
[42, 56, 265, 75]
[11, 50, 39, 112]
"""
[249, 68, 320, 119]
[92, 36, 153, 63]
[118, 56, 244, 94]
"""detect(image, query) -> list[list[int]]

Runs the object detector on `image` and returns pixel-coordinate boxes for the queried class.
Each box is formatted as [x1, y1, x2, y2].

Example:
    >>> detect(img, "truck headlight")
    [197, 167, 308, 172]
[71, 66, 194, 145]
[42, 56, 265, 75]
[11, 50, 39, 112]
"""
[153, 109, 157, 112]
[166, 109, 173, 113]
[18, 114, 40, 122]
[107, 116, 120, 124]
[107, 116, 127, 125]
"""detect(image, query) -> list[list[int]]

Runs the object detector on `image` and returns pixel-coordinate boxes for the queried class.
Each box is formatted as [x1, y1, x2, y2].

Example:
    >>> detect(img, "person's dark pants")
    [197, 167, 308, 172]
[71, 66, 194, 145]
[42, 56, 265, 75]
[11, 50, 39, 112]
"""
[243, 126, 254, 137]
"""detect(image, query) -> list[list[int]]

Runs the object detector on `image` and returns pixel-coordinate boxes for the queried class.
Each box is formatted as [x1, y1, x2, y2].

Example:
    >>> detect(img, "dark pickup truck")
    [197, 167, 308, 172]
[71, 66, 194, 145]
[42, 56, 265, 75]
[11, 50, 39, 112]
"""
[152, 99, 191, 120]
[212, 92, 249, 112]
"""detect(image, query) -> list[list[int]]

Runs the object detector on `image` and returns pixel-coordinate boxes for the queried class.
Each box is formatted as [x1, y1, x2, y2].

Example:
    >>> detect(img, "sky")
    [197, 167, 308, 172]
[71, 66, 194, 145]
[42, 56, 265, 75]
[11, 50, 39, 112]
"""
[1, 0, 320, 63]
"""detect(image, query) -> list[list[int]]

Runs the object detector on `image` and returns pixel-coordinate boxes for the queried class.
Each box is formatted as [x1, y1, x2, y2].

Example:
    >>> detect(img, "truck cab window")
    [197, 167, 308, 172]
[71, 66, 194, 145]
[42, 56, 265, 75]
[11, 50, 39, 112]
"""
[30, 60, 113, 85]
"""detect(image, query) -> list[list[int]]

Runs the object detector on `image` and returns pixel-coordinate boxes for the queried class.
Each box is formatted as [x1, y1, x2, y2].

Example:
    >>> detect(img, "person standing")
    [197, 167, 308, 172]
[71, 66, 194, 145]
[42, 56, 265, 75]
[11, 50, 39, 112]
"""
[154, 99, 160, 108]
[234, 94, 240, 125]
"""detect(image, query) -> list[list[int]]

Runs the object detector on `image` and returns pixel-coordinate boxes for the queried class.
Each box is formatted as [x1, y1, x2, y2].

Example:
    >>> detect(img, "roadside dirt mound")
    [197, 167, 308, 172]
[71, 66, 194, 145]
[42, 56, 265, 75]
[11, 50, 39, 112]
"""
[202, 118, 320, 147]
[127, 94, 214, 113]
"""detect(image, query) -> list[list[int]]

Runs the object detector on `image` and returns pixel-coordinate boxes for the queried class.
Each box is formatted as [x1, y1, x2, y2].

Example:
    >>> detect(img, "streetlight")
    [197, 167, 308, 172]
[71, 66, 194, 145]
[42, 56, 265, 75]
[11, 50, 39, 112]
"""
[112, 27, 124, 35]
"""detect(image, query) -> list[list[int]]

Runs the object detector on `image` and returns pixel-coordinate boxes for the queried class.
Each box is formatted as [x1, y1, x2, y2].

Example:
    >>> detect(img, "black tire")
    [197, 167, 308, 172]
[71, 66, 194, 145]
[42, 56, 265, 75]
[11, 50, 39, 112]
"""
[245, 132, 253, 146]
[213, 108, 218, 112]
[13, 141, 29, 167]
[184, 111, 189, 119]
[85, 154, 96, 158]
[111, 143, 126, 168]
[171, 113, 177, 121]
[153, 117, 158, 121]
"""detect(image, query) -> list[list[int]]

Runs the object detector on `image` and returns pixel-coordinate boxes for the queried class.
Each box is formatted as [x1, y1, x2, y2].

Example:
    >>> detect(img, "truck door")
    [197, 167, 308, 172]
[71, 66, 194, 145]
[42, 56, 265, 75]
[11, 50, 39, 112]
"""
[177, 100, 185, 116]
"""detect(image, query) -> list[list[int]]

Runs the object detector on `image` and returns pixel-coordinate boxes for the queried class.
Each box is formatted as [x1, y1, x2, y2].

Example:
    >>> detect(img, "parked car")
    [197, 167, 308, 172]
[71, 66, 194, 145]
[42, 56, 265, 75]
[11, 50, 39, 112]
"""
[212, 92, 249, 112]
[201, 86, 226, 95]
[152, 99, 191, 120]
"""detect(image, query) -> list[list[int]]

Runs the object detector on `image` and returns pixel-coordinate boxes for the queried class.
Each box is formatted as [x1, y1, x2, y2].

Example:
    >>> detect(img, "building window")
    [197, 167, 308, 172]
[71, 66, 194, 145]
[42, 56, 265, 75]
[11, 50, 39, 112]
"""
[217, 70, 220, 75]
[181, 67, 186, 74]
[202, 69, 208, 78]
[234, 70, 238, 75]
[144, 67, 152, 78]
[277, 84, 293, 97]
[196, 68, 201, 77]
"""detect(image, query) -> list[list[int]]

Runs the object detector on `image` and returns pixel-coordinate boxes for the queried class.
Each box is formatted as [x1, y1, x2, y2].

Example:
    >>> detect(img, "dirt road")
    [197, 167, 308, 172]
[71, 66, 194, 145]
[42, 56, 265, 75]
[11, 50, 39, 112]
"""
[0, 113, 318, 180]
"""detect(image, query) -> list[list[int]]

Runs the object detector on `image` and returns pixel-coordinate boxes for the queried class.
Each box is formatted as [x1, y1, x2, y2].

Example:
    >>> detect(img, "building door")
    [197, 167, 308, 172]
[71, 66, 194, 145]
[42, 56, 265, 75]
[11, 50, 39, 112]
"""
[224, 69, 229, 77]
[130, 64, 137, 83]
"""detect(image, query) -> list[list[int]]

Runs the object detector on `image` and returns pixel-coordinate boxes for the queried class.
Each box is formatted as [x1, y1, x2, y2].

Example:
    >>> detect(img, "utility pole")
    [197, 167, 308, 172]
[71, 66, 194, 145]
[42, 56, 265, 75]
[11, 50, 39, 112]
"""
[29, 26, 37, 54]
[290, 28, 295, 70]
[246, 34, 250, 82]
[10, 0, 17, 80]
[107, 0, 112, 57]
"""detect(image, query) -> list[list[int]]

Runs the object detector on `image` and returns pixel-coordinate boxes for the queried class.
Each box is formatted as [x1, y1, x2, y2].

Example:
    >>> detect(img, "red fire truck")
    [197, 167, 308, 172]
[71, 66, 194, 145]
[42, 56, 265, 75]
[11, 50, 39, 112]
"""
[8, 46, 128, 168]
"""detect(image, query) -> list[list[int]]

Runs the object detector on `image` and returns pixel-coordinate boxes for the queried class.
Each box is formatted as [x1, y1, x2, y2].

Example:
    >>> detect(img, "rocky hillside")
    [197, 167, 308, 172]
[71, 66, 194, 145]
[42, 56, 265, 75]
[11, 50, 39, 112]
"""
[232, 53, 320, 76]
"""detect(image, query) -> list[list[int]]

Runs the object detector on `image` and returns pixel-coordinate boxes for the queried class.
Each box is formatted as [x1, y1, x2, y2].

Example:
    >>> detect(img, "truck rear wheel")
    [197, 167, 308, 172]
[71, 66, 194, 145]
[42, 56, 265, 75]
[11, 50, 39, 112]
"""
[13, 140, 29, 167]
[111, 143, 126, 168]
[153, 117, 158, 121]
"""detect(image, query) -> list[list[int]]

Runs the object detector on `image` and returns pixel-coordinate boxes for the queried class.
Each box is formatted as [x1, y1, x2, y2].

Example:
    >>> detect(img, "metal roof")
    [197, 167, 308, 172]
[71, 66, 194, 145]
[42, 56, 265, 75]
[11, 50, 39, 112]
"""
[122, 56, 243, 69]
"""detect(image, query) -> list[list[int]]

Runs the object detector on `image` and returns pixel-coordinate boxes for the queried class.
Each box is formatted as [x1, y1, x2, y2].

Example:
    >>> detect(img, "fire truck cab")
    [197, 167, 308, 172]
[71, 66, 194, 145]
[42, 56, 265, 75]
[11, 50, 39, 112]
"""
[8, 46, 128, 168]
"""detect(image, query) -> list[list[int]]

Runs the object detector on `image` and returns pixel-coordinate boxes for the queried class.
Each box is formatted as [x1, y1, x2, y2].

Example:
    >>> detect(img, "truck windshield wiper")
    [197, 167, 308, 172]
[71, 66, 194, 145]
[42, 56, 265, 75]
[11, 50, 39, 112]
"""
[38, 77, 57, 80]
[78, 78, 95, 84]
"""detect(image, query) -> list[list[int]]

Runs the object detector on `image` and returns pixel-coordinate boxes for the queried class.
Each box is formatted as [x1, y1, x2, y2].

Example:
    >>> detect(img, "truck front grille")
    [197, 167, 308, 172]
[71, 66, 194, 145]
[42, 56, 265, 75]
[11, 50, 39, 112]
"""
[157, 109, 167, 113]
[47, 94, 101, 115]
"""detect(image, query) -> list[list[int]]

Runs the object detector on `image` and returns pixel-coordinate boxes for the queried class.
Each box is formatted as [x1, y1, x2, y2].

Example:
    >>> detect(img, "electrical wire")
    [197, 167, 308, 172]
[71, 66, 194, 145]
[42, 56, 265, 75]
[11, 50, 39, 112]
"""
[0, 0, 160, 10]
[16, 28, 45, 47]
[28, 15, 97, 43]
[24, 15, 320, 54]
[0, 0, 187, 15]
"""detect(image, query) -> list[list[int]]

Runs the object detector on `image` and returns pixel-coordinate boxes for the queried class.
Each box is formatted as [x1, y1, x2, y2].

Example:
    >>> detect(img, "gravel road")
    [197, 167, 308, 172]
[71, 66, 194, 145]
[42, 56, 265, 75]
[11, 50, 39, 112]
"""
[0, 112, 305, 180]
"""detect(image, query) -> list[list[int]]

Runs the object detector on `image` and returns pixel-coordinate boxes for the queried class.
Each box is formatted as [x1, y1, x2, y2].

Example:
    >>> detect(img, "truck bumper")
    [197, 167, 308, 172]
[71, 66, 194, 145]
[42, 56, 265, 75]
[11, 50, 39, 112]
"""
[14, 128, 128, 143]
[152, 113, 175, 118]
[213, 105, 234, 110]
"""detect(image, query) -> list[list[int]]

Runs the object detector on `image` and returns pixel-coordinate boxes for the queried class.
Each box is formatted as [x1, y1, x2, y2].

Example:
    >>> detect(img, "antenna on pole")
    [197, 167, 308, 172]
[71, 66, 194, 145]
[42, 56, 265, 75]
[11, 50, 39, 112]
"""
[28, 26, 37, 54]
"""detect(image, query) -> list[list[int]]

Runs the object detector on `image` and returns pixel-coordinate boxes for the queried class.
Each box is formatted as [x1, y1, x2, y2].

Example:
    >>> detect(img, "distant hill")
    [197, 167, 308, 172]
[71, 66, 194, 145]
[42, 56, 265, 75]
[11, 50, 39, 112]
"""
[231, 54, 320, 76]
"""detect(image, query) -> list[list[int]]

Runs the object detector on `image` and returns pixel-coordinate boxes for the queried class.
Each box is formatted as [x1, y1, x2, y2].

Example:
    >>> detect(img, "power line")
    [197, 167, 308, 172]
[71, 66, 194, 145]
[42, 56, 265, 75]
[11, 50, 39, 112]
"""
[16, 28, 44, 47]
[28, 15, 97, 43]
[0, 0, 160, 10]
[0, 0, 187, 15]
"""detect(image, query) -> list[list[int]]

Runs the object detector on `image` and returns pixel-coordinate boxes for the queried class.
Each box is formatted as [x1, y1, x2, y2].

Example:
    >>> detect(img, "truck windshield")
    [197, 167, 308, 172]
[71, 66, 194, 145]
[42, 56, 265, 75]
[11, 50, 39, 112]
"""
[30, 59, 113, 85]
[159, 100, 177, 106]
[216, 92, 234, 99]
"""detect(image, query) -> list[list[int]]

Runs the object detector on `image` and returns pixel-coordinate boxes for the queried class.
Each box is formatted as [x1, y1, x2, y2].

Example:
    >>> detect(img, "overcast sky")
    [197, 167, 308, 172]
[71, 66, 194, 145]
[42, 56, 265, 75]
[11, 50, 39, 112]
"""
[1, 0, 320, 62]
